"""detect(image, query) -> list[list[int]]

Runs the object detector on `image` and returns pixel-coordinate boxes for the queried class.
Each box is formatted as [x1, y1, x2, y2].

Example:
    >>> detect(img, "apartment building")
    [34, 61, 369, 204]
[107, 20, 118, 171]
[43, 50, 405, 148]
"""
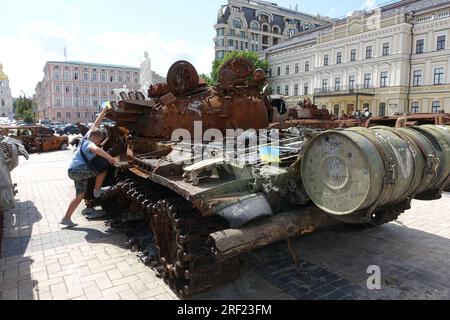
[214, 0, 329, 59]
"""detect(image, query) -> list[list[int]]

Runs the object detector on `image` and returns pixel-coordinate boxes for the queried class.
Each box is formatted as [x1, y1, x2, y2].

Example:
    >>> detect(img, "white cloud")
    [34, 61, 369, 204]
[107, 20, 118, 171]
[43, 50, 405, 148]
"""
[362, 0, 378, 10]
[0, 21, 214, 97]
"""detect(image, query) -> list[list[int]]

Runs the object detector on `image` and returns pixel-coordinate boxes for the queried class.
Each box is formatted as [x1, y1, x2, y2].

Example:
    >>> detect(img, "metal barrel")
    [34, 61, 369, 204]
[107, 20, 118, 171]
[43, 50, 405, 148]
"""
[300, 125, 450, 217]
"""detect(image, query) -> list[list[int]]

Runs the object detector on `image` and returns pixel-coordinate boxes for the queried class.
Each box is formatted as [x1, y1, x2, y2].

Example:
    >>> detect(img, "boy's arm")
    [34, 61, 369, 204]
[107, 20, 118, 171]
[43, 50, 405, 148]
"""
[84, 107, 109, 138]
[88, 144, 116, 165]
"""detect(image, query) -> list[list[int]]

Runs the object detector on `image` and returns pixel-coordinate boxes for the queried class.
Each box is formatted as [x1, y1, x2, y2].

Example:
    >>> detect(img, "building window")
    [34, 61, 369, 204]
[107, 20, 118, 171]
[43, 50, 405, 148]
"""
[273, 26, 280, 34]
[126, 76, 131, 83]
[100, 73, 106, 82]
[434, 68, 444, 85]
[57, 112, 61, 118]
[276, 86, 281, 94]
[216, 51, 225, 59]
[65, 86, 70, 93]
[411, 102, 419, 113]
[380, 72, 388, 87]
[118, 75, 123, 83]
[110, 75, 114, 82]
[333, 105, 340, 116]
[75, 86, 80, 95]
[83, 72, 88, 81]
[84, 87, 89, 95]
[250, 22, 259, 30]
[285, 85, 289, 96]
[217, 28, 224, 36]
[323, 54, 329, 66]
[416, 39, 424, 54]
[413, 70, 422, 86]
[322, 79, 328, 91]
[379, 103, 386, 116]
[335, 78, 341, 91]
[55, 85, 61, 93]
[228, 39, 234, 47]
[66, 112, 71, 118]
[74, 72, 79, 80]
[54, 71, 60, 80]
[229, 29, 235, 36]
[84, 99, 89, 107]
[268, 69, 272, 78]
[364, 74, 372, 88]
[437, 35, 446, 51]
[64, 71, 71, 80]
[366, 46, 372, 59]
[295, 64, 299, 73]
[277, 67, 281, 76]
[305, 61, 310, 72]
[294, 84, 299, 96]
[286, 65, 290, 75]
[336, 52, 342, 64]
[432, 101, 441, 113]
[349, 76, 356, 89]
[233, 17, 243, 29]
[56, 99, 61, 107]
[93, 100, 98, 108]
[382, 43, 390, 56]
[240, 31, 246, 38]
[350, 49, 356, 62]
[304, 84, 309, 95]
[93, 88, 98, 96]
[92, 73, 97, 81]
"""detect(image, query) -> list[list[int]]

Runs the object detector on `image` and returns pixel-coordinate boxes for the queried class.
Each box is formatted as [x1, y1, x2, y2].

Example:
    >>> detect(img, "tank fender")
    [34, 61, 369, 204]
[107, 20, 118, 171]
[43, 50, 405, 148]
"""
[215, 193, 273, 228]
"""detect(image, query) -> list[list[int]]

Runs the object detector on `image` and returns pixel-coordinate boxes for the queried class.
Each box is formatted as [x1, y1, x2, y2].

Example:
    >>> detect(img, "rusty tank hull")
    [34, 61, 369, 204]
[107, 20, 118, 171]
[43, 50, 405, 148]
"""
[89, 58, 450, 298]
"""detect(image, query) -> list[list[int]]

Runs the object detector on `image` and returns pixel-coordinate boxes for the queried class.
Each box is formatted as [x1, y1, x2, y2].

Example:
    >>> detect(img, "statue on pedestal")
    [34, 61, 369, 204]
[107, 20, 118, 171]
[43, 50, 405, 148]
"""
[140, 52, 153, 98]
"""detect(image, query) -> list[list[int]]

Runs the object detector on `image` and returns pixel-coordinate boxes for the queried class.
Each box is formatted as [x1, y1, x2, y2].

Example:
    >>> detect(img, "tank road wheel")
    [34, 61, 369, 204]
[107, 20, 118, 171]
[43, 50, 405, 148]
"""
[150, 196, 241, 298]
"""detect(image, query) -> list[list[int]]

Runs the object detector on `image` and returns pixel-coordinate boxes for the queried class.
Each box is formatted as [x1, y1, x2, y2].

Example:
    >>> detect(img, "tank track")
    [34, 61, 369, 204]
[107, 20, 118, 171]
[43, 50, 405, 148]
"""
[151, 198, 240, 298]
[112, 171, 241, 298]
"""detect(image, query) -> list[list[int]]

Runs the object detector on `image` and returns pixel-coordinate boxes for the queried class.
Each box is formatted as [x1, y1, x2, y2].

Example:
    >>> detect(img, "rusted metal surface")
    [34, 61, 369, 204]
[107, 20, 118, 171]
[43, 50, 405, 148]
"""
[364, 113, 450, 128]
[0, 125, 69, 153]
[105, 59, 270, 144]
[210, 207, 338, 263]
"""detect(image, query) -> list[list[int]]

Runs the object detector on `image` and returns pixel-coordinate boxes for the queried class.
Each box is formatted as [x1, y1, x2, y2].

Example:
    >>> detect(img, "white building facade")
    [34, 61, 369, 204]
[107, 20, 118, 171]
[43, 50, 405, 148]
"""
[0, 63, 13, 118]
[214, 0, 329, 59]
[264, 0, 450, 116]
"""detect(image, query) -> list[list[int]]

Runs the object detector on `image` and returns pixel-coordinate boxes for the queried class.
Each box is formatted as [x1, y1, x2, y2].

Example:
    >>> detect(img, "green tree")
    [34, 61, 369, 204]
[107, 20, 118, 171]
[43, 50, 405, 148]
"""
[13, 95, 35, 123]
[210, 51, 269, 85]
[199, 73, 213, 86]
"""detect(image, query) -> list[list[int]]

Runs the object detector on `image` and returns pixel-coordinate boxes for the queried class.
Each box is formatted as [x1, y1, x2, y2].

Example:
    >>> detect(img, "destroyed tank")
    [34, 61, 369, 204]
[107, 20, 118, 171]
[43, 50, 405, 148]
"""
[91, 58, 450, 297]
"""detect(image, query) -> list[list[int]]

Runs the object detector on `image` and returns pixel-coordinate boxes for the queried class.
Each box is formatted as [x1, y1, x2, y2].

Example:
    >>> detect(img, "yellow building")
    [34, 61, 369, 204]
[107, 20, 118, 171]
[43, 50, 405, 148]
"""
[264, 0, 450, 116]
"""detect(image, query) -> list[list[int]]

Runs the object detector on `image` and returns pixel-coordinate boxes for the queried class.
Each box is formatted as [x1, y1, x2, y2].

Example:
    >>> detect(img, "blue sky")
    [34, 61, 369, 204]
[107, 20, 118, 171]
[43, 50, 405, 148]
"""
[0, 0, 382, 96]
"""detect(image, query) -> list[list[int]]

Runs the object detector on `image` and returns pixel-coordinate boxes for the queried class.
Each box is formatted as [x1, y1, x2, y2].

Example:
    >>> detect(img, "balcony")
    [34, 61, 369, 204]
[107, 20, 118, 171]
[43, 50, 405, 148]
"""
[314, 85, 375, 97]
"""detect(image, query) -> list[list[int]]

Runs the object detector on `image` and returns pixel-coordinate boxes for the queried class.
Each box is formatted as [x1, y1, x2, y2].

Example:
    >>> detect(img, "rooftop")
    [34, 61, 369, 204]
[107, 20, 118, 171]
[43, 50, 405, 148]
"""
[45, 61, 140, 70]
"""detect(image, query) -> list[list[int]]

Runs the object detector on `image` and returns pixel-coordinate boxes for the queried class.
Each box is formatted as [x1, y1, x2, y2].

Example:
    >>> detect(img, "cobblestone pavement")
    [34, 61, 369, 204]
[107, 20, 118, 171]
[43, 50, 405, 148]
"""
[1, 149, 450, 300]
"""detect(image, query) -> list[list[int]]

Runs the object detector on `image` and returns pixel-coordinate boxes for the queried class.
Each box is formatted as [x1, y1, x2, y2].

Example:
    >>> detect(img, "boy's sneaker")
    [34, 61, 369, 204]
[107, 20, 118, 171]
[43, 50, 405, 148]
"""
[60, 218, 78, 228]
[94, 186, 112, 199]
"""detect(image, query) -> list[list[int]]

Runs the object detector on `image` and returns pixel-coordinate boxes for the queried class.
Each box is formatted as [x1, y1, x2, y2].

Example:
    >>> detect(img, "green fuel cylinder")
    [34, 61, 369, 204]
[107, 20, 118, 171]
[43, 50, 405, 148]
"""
[301, 125, 450, 217]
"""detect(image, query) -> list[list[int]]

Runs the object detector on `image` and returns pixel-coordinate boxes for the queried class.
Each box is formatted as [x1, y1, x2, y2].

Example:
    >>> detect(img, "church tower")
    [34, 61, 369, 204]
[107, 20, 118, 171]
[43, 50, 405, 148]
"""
[0, 63, 13, 118]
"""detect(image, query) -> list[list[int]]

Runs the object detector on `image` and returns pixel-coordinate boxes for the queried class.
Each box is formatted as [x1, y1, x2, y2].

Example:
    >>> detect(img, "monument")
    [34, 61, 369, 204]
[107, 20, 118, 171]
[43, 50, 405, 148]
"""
[140, 52, 153, 98]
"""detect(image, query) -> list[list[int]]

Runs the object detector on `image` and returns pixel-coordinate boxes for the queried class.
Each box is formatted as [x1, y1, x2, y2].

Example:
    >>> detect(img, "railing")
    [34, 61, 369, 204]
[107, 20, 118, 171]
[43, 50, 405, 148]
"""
[314, 85, 375, 96]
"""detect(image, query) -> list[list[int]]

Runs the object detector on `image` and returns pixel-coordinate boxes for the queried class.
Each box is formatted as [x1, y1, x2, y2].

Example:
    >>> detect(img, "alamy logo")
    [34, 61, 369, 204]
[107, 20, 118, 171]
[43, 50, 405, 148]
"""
[366, 265, 382, 290]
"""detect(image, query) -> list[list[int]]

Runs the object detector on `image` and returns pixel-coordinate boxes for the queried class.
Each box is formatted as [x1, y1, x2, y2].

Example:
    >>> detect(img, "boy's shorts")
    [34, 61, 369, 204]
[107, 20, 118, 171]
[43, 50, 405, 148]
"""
[68, 165, 98, 195]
